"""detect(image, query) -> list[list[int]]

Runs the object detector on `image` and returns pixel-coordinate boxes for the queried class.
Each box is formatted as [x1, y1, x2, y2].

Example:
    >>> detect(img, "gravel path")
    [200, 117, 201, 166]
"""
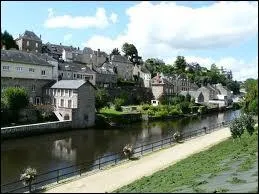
[44, 127, 231, 193]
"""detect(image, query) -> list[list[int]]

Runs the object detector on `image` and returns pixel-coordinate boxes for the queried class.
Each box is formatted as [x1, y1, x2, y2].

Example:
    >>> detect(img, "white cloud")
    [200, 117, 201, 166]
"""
[44, 8, 113, 29]
[63, 33, 72, 42]
[48, 8, 54, 18]
[83, 1, 258, 81]
[109, 12, 118, 24]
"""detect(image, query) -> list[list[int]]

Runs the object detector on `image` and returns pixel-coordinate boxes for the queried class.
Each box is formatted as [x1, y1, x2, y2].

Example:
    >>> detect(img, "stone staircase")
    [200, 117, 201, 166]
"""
[54, 110, 63, 121]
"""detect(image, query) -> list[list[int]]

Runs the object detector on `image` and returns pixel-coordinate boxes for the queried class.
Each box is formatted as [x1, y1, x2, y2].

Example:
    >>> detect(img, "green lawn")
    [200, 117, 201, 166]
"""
[99, 108, 124, 116]
[114, 128, 258, 193]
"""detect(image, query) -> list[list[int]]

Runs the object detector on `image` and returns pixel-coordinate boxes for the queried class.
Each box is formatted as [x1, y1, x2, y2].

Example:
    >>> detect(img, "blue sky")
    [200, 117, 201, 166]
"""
[1, 1, 258, 81]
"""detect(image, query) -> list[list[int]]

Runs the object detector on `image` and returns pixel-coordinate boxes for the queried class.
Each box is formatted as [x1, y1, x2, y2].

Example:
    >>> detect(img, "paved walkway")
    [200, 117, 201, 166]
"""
[45, 127, 231, 193]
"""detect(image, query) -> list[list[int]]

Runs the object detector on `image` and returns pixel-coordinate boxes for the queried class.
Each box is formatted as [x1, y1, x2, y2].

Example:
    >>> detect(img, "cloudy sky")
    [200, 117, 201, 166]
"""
[1, 1, 258, 81]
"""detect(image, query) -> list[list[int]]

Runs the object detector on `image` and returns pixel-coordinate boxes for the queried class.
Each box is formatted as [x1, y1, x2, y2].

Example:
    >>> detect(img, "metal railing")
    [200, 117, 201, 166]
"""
[1, 119, 233, 193]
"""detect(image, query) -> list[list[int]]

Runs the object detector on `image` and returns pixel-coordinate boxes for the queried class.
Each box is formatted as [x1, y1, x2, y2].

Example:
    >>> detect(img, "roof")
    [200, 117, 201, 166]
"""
[51, 80, 86, 89]
[1, 49, 54, 67]
[43, 43, 78, 55]
[18, 30, 41, 41]
[180, 91, 202, 98]
[111, 54, 132, 63]
[151, 75, 173, 85]
[35, 53, 58, 62]
[141, 66, 151, 74]
[58, 61, 96, 74]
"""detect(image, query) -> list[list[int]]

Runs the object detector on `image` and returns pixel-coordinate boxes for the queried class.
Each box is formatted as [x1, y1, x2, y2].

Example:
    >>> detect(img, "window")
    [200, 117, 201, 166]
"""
[32, 85, 36, 91]
[68, 100, 72, 108]
[65, 89, 68, 94]
[61, 73, 64, 77]
[27, 41, 30, 46]
[36, 49, 38, 53]
[60, 99, 64, 107]
[67, 72, 70, 77]
[2, 66, 9, 70]
[61, 89, 64, 96]
[29, 68, 35, 72]
[16, 67, 23, 71]
[73, 74, 76, 78]
[77, 74, 80, 78]
[41, 70, 46, 75]
[58, 89, 61, 96]
[69, 90, 72, 97]
[36, 42, 38, 48]
[36, 97, 41, 105]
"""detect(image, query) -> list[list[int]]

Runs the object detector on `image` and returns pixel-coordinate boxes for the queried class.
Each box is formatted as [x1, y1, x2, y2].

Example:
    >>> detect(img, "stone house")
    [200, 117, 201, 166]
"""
[133, 65, 151, 88]
[47, 80, 96, 128]
[179, 91, 204, 104]
[215, 83, 233, 100]
[1, 49, 55, 104]
[110, 54, 134, 81]
[197, 84, 220, 103]
[15, 30, 42, 53]
[151, 74, 174, 105]
[161, 73, 191, 93]
[58, 61, 96, 85]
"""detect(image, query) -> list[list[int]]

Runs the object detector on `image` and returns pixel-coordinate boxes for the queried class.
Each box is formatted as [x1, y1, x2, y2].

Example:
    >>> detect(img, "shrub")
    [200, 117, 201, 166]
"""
[141, 104, 150, 111]
[240, 114, 255, 136]
[1, 87, 29, 111]
[230, 118, 244, 139]
[95, 88, 110, 111]
[114, 97, 125, 111]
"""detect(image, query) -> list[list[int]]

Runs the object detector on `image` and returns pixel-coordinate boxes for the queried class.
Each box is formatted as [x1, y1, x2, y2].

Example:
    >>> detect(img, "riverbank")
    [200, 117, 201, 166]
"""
[43, 126, 234, 193]
[116, 126, 258, 193]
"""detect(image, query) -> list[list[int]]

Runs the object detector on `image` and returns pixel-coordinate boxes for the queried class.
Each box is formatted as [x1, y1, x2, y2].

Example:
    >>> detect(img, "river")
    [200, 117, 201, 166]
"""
[1, 109, 240, 185]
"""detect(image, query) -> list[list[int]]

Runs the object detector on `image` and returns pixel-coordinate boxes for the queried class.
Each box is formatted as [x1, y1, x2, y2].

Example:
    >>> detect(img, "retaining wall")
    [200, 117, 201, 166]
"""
[1, 120, 72, 139]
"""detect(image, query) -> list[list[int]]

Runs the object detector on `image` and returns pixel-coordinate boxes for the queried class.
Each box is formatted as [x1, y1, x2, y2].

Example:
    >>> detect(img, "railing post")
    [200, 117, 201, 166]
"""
[161, 139, 163, 148]
[98, 158, 101, 169]
[57, 170, 59, 183]
[79, 168, 81, 176]
[115, 157, 117, 164]
[152, 143, 153, 151]
[141, 144, 143, 156]
[170, 137, 172, 145]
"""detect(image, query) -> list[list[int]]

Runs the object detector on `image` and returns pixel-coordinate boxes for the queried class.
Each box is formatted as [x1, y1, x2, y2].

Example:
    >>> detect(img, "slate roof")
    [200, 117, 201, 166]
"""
[180, 91, 202, 98]
[18, 30, 41, 41]
[51, 80, 86, 89]
[51, 79, 96, 90]
[58, 61, 96, 74]
[43, 43, 77, 55]
[1, 49, 54, 66]
[111, 54, 132, 63]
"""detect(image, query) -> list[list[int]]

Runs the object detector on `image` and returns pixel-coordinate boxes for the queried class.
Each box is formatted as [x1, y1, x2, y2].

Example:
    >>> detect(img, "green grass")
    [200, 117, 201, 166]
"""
[99, 108, 125, 116]
[114, 129, 258, 193]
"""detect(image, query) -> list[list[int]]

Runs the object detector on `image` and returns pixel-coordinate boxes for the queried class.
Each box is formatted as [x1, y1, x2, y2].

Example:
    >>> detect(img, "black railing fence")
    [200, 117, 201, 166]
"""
[1, 119, 233, 193]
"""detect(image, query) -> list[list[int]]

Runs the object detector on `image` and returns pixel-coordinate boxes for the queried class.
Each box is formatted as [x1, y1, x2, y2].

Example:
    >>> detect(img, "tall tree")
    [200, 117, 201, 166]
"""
[111, 48, 120, 55]
[1, 30, 19, 50]
[174, 56, 187, 73]
[122, 42, 138, 63]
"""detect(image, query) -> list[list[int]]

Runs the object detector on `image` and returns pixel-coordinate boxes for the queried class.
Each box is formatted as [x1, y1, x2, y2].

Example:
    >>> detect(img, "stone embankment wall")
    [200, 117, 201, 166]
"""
[1, 120, 72, 139]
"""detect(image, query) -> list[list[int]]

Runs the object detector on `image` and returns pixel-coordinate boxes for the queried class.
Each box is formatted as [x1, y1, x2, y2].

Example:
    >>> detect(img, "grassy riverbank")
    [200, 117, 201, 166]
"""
[115, 126, 258, 193]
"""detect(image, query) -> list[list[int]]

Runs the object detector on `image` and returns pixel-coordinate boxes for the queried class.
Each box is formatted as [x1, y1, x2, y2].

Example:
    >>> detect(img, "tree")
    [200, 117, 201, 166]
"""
[243, 79, 258, 115]
[114, 97, 125, 111]
[145, 58, 167, 77]
[95, 88, 110, 111]
[122, 42, 138, 62]
[174, 56, 187, 73]
[1, 87, 29, 111]
[111, 48, 120, 55]
[1, 30, 19, 50]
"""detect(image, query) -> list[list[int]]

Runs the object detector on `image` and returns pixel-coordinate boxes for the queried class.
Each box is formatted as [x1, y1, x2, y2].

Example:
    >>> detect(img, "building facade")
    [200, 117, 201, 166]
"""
[15, 30, 42, 53]
[1, 49, 55, 104]
[47, 80, 96, 128]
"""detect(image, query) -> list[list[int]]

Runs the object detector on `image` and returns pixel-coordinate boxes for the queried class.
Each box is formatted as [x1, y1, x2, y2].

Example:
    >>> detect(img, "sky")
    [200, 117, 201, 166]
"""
[1, 1, 258, 81]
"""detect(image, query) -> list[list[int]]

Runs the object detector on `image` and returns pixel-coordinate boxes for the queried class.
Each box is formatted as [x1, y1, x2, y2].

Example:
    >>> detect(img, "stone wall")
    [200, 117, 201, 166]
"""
[1, 120, 72, 139]
[107, 86, 153, 104]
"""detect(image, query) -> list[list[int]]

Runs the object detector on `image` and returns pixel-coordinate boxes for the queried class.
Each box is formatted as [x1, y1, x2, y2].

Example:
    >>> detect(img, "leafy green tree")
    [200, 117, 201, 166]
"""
[174, 56, 187, 73]
[243, 79, 258, 115]
[185, 93, 191, 102]
[1, 30, 19, 50]
[111, 48, 120, 55]
[122, 42, 138, 61]
[230, 118, 244, 139]
[145, 58, 167, 77]
[114, 97, 125, 111]
[1, 87, 29, 111]
[95, 88, 110, 111]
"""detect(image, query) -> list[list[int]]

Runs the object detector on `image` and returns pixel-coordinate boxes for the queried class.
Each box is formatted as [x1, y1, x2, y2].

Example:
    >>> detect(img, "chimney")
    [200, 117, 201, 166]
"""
[78, 47, 79, 50]
[60, 43, 62, 45]
[40, 34, 41, 40]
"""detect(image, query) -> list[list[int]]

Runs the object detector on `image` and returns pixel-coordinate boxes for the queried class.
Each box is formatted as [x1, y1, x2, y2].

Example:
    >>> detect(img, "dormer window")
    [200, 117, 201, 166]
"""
[27, 41, 30, 46]
[36, 43, 38, 48]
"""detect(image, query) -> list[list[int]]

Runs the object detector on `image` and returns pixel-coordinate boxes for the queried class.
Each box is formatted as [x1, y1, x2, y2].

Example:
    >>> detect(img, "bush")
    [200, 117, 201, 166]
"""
[232, 102, 241, 110]
[1, 87, 29, 111]
[20, 167, 37, 193]
[141, 104, 150, 111]
[114, 98, 125, 111]
[230, 114, 255, 139]
[95, 88, 110, 111]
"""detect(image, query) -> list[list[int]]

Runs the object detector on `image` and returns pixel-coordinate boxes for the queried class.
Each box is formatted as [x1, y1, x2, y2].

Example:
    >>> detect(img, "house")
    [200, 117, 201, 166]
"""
[110, 54, 134, 81]
[47, 80, 96, 128]
[179, 91, 204, 104]
[175, 74, 191, 92]
[1, 49, 55, 104]
[133, 65, 151, 87]
[15, 30, 42, 53]
[42, 42, 78, 60]
[151, 74, 174, 105]
[58, 61, 96, 85]
[215, 83, 233, 100]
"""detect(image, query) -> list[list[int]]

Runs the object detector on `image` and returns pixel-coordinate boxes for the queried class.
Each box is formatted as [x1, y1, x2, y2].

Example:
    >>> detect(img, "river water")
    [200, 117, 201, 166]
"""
[1, 109, 240, 185]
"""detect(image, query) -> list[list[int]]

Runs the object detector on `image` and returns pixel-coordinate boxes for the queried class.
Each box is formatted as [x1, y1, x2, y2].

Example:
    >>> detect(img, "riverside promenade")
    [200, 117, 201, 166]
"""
[44, 126, 231, 193]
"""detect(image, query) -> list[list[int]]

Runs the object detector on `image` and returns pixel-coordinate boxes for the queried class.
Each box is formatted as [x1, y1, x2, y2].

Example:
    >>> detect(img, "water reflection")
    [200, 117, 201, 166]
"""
[1, 110, 240, 184]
